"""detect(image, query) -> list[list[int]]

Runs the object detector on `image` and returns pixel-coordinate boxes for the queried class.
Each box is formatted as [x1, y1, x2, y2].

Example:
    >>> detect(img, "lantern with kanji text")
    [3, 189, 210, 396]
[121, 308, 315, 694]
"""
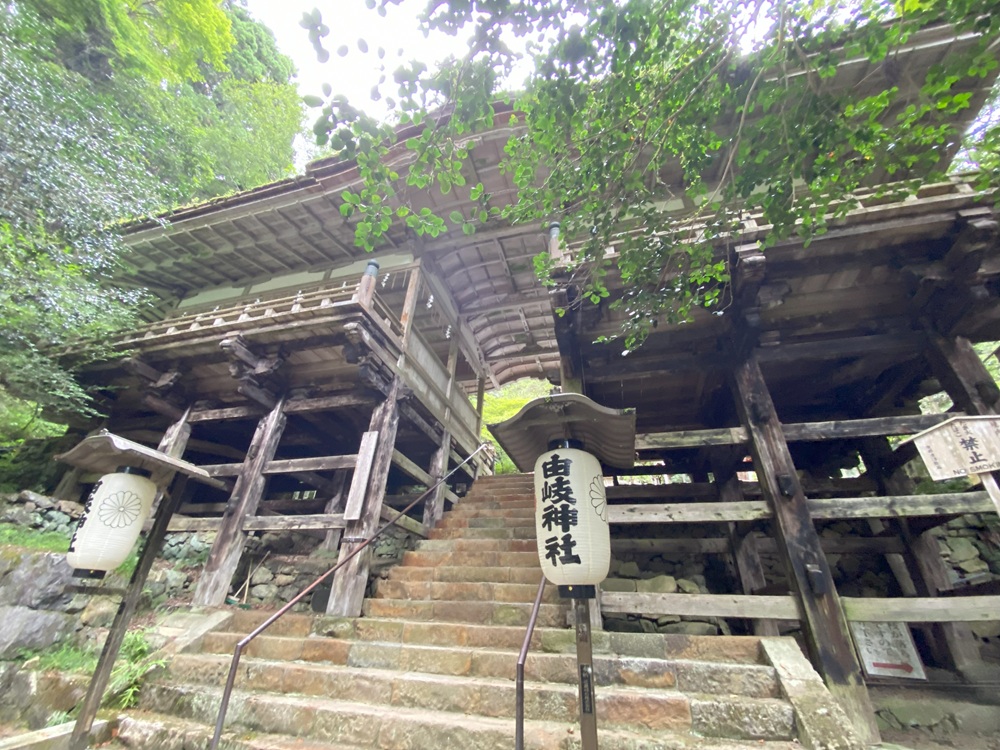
[533, 442, 610, 588]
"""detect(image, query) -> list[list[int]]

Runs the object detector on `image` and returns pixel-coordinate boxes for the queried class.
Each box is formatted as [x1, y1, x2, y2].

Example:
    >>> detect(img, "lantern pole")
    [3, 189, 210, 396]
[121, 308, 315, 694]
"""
[567, 588, 599, 750]
[68, 474, 190, 750]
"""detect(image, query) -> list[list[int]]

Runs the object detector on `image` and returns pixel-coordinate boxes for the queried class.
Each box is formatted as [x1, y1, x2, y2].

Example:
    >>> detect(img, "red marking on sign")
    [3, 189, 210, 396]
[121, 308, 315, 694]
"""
[871, 662, 914, 673]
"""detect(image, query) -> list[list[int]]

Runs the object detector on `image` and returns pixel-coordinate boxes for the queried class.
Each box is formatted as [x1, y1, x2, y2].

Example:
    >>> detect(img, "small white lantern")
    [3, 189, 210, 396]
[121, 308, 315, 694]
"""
[67, 467, 157, 579]
[534, 443, 610, 588]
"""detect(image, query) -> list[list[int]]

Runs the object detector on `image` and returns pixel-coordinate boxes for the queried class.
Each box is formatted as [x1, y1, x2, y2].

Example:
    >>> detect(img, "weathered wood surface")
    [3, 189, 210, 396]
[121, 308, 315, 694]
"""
[635, 412, 959, 451]
[199, 454, 358, 477]
[732, 355, 878, 744]
[609, 536, 906, 555]
[379, 505, 427, 538]
[607, 492, 994, 524]
[329, 380, 400, 616]
[601, 592, 1000, 623]
[392, 450, 460, 504]
[193, 398, 287, 607]
[169, 513, 347, 532]
[344, 431, 378, 522]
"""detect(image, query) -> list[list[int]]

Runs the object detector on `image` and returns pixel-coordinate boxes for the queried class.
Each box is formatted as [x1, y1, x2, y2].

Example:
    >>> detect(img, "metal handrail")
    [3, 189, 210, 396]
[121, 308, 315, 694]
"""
[515, 576, 547, 750]
[208, 442, 490, 749]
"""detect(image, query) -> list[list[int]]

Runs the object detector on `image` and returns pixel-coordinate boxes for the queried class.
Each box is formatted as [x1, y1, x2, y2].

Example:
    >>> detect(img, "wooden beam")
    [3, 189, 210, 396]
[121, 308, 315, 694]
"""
[169, 513, 347, 532]
[732, 355, 878, 744]
[329, 380, 401, 616]
[607, 492, 995, 524]
[263, 455, 359, 474]
[636, 412, 959, 451]
[379, 505, 427, 538]
[344, 431, 378, 521]
[193, 398, 287, 607]
[601, 592, 1000, 623]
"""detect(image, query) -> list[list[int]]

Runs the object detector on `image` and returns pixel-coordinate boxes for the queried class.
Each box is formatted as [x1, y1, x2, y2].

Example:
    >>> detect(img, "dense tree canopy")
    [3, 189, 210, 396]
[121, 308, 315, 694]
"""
[0, 0, 301, 426]
[303, 0, 1000, 349]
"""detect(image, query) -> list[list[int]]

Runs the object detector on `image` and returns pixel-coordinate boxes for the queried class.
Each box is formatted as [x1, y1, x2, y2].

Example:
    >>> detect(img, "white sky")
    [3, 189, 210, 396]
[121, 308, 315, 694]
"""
[244, 0, 473, 119]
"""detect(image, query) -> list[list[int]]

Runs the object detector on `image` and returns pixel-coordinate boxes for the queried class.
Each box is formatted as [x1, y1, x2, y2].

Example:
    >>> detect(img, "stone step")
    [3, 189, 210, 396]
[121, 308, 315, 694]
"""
[456, 494, 534, 506]
[140, 682, 799, 750]
[115, 711, 358, 750]
[410, 537, 538, 553]
[386, 561, 543, 583]
[373, 578, 561, 604]
[222, 611, 766, 665]
[193, 633, 779, 697]
[438, 508, 536, 525]
[362, 597, 569, 627]
[428, 524, 538, 540]
[162, 653, 792, 738]
[401, 549, 540, 567]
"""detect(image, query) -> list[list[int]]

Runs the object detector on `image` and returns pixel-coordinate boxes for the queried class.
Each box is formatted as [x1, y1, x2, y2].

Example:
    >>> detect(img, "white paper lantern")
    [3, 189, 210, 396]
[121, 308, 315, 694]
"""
[67, 468, 157, 578]
[534, 446, 610, 587]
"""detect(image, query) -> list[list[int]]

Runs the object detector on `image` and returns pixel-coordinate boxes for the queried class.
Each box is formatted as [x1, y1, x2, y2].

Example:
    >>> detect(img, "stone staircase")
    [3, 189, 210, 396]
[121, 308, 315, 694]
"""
[114, 474, 850, 750]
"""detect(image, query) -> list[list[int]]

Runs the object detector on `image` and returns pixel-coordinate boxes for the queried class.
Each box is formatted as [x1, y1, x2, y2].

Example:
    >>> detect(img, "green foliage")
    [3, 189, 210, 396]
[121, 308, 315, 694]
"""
[0, 2, 300, 430]
[0, 525, 71, 552]
[16, 628, 164, 709]
[106, 628, 166, 709]
[18, 640, 97, 673]
[303, 0, 1000, 349]
[478, 378, 552, 473]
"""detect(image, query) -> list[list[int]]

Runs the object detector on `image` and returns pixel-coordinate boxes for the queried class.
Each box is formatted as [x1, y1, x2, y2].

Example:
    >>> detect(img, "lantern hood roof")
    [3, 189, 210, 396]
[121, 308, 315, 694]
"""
[488, 393, 636, 472]
[56, 430, 225, 489]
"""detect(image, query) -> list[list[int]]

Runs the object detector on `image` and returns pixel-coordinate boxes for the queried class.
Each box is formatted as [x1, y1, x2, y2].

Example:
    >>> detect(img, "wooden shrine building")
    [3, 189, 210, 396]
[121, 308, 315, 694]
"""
[58, 22, 1000, 741]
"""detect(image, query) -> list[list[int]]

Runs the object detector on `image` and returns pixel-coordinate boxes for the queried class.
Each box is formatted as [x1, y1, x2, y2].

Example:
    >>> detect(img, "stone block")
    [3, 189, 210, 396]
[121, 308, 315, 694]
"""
[635, 575, 677, 594]
[600, 577, 636, 592]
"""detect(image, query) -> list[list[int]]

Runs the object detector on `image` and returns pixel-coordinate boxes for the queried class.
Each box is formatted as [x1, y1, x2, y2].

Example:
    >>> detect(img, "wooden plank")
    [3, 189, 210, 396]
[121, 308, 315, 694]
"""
[169, 514, 348, 532]
[609, 502, 770, 524]
[262, 455, 359, 474]
[636, 413, 960, 451]
[601, 592, 802, 620]
[842, 596, 1000, 623]
[344, 431, 378, 521]
[320, 471, 349, 552]
[188, 393, 373, 424]
[329, 379, 401, 616]
[193, 398, 287, 607]
[607, 536, 905, 555]
[602, 592, 1000, 623]
[392, 450, 460, 504]
[179, 498, 326, 515]
[732, 355, 878, 744]
[607, 492, 994, 524]
[379, 505, 427, 538]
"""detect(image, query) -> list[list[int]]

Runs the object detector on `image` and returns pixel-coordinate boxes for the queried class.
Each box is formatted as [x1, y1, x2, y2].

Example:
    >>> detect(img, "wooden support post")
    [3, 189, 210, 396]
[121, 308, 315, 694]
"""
[328, 379, 401, 616]
[425, 335, 459, 528]
[712, 449, 781, 636]
[320, 471, 349, 552]
[193, 398, 286, 607]
[354, 259, 380, 308]
[69, 411, 192, 750]
[915, 331, 996, 678]
[732, 356, 878, 744]
[398, 264, 422, 352]
[475, 376, 486, 437]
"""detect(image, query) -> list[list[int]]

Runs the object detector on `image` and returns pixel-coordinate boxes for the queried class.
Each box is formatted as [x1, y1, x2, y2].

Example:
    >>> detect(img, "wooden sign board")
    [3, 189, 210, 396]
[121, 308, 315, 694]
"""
[850, 620, 927, 680]
[904, 416, 1000, 481]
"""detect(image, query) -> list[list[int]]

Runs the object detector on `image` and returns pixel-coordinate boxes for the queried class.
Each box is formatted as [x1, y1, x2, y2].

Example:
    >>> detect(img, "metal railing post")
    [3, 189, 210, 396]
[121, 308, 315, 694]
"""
[515, 577, 547, 750]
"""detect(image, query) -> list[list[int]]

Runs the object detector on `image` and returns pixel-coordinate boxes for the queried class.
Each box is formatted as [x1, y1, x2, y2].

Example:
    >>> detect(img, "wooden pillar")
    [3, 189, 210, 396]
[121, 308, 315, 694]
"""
[926, 332, 1000, 415]
[69, 411, 192, 750]
[193, 397, 286, 607]
[712, 449, 781, 636]
[732, 355, 879, 744]
[319, 471, 349, 552]
[328, 379, 401, 616]
[354, 259, 380, 308]
[424, 334, 459, 528]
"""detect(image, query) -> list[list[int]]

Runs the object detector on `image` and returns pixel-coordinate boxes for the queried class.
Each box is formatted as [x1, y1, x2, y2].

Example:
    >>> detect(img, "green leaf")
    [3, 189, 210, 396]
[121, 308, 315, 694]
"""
[448, 210, 464, 224]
